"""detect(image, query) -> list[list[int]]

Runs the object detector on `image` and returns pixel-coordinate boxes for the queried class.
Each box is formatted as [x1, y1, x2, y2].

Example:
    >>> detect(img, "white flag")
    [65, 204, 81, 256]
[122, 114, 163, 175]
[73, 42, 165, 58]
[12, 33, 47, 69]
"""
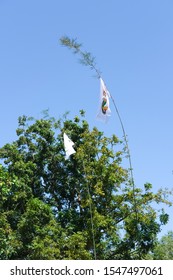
[97, 78, 111, 122]
[63, 133, 76, 160]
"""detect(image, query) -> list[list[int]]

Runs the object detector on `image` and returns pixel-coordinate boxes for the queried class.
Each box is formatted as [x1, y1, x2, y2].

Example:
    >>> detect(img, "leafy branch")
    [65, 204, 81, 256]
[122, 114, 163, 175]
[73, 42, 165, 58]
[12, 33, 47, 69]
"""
[60, 36, 101, 78]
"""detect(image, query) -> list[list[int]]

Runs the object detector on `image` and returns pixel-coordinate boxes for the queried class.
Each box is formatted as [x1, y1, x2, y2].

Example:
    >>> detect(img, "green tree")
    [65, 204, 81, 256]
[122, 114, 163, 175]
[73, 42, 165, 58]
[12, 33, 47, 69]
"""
[0, 165, 22, 259]
[149, 231, 173, 259]
[0, 112, 172, 259]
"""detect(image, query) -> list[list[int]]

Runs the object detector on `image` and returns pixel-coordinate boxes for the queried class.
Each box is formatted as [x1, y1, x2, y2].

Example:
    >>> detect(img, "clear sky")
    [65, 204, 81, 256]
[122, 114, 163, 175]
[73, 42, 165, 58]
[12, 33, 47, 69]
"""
[0, 0, 173, 237]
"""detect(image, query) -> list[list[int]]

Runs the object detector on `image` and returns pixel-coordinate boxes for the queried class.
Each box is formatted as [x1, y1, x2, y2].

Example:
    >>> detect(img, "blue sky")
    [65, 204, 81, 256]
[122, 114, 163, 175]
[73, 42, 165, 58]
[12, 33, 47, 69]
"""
[0, 0, 173, 237]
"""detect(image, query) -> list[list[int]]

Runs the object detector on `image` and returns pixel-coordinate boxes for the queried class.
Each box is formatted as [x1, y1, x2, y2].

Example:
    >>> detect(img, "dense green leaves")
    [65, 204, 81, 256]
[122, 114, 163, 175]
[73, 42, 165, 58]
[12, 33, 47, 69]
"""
[147, 231, 173, 260]
[0, 112, 172, 259]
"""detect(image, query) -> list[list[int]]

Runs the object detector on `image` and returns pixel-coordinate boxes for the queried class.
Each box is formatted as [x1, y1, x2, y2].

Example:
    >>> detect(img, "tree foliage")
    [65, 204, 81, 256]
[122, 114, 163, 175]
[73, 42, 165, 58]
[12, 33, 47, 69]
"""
[0, 111, 172, 259]
[147, 231, 173, 260]
[60, 36, 101, 77]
